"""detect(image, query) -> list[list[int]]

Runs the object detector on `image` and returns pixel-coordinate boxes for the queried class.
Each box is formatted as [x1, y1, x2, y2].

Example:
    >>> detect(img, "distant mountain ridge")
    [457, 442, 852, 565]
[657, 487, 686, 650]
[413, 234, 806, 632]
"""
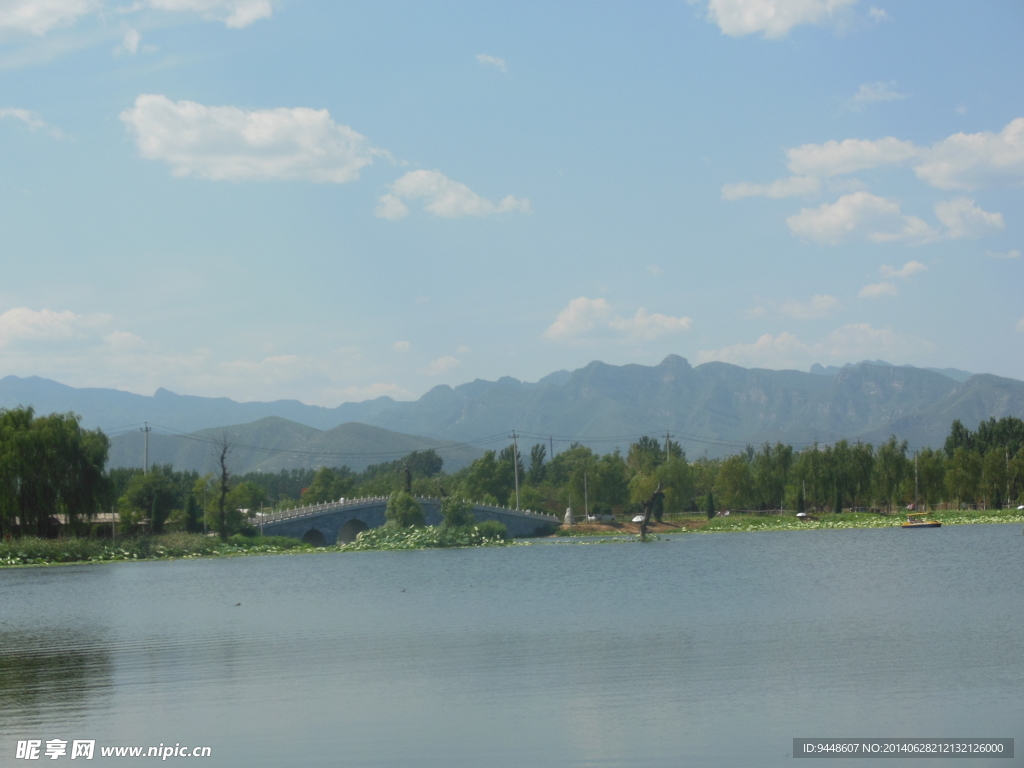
[3, 357, 1024, 459]
[107, 417, 484, 474]
[809, 360, 974, 383]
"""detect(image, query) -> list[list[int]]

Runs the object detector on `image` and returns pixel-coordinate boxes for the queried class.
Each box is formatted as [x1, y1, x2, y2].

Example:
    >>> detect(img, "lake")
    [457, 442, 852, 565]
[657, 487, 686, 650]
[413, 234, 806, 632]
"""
[2, 524, 1022, 767]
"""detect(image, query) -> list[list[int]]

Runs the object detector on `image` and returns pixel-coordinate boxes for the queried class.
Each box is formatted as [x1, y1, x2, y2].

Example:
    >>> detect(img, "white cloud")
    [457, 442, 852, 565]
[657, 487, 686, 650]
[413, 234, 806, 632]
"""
[787, 136, 918, 178]
[0, 0, 269, 36]
[787, 192, 936, 245]
[697, 0, 857, 39]
[375, 194, 409, 220]
[0, 107, 62, 138]
[543, 297, 611, 340]
[543, 297, 690, 342]
[778, 294, 841, 319]
[721, 175, 819, 200]
[608, 308, 692, 339]
[1017, 318, 1024, 333]
[147, 0, 272, 28]
[934, 197, 1004, 239]
[697, 322, 929, 368]
[858, 281, 897, 298]
[986, 249, 1020, 260]
[392, 341, 411, 352]
[915, 118, 1024, 190]
[420, 355, 460, 376]
[0, 307, 112, 345]
[120, 94, 381, 182]
[783, 118, 1024, 190]
[698, 331, 809, 368]
[880, 260, 926, 278]
[0, 0, 100, 36]
[114, 28, 141, 55]
[102, 330, 146, 353]
[868, 7, 887, 20]
[377, 170, 530, 219]
[476, 53, 507, 72]
[647, 265, 662, 275]
[846, 81, 905, 110]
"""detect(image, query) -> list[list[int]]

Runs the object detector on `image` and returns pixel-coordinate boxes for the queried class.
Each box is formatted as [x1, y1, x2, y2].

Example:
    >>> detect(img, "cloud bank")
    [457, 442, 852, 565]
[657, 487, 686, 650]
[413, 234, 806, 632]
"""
[696, 0, 857, 39]
[0, 0, 271, 35]
[376, 170, 530, 219]
[543, 297, 691, 343]
[120, 94, 381, 182]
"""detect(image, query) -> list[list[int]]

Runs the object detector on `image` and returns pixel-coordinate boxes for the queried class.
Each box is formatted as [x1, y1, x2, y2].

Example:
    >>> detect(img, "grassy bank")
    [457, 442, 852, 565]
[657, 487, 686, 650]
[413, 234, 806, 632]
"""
[553, 508, 1024, 536]
[0, 523, 514, 567]
[0, 533, 314, 567]
[699, 508, 1024, 533]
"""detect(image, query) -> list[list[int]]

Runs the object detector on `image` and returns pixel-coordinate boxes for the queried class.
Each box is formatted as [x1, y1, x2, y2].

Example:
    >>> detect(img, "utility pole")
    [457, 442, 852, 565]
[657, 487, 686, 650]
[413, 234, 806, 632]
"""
[665, 431, 671, 462]
[511, 431, 521, 510]
[584, 471, 589, 519]
[140, 422, 152, 473]
[549, 435, 554, 460]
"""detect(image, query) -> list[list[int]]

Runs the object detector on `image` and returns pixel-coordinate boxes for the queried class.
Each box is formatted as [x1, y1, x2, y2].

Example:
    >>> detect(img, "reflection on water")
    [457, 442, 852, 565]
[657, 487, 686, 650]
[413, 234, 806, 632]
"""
[0, 631, 112, 725]
[0, 525, 1022, 767]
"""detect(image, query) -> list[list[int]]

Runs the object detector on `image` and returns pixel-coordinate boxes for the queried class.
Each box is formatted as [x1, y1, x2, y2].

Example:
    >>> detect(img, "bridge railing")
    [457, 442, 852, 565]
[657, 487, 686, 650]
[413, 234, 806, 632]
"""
[257, 495, 561, 526]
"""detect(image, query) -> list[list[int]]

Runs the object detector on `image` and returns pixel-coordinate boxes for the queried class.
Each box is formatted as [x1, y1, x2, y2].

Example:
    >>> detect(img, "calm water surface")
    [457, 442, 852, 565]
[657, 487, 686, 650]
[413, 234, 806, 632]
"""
[2, 525, 1022, 767]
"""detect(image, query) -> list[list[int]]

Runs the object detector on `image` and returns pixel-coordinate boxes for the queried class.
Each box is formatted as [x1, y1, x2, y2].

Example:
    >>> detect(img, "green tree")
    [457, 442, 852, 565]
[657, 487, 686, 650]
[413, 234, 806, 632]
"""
[459, 451, 510, 504]
[715, 453, 754, 510]
[227, 480, 269, 517]
[528, 443, 547, 485]
[0, 407, 110, 537]
[944, 419, 974, 457]
[752, 442, 793, 510]
[872, 436, 909, 512]
[121, 469, 178, 534]
[440, 497, 475, 528]
[183, 494, 202, 533]
[917, 448, 946, 510]
[705, 490, 716, 519]
[945, 447, 982, 508]
[1009, 448, 1024, 505]
[657, 457, 694, 515]
[300, 467, 355, 505]
[980, 448, 1007, 509]
[385, 491, 425, 528]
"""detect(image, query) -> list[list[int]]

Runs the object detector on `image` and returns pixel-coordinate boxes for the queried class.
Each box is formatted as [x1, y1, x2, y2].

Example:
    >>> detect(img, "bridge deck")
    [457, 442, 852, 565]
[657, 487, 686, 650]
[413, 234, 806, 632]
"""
[257, 496, 560, 545]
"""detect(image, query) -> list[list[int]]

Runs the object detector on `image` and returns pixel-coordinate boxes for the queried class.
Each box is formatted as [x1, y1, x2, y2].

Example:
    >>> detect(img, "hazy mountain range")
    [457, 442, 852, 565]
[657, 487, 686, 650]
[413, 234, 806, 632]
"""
[2, 356, 1023, 470]
[107, 418, 485, 475]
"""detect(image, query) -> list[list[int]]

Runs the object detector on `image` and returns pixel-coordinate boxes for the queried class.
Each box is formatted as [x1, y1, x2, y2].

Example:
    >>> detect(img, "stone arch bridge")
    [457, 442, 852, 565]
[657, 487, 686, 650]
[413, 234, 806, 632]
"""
[257, 496, 561, 546]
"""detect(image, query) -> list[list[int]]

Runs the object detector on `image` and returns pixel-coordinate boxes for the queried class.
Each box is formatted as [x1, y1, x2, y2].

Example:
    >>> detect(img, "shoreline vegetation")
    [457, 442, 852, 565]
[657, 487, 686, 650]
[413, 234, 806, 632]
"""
[3, 508, 1022, 568]
[0, 519, 515, 567]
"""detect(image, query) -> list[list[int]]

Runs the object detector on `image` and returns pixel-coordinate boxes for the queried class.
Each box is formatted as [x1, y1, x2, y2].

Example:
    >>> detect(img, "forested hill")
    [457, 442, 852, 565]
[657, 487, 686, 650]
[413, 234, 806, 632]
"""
[107, 417, 484, 474]
[4, 357, 1024, 458]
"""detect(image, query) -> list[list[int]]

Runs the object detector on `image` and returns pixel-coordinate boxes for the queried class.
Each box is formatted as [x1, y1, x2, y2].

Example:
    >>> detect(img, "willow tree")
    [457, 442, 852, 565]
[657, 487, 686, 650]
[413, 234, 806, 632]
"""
[0, 407, 109, 537]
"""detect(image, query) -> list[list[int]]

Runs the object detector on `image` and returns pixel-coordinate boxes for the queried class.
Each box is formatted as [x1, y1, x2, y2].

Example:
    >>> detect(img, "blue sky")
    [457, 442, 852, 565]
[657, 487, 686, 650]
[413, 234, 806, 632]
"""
[0, 0, 1021, 405]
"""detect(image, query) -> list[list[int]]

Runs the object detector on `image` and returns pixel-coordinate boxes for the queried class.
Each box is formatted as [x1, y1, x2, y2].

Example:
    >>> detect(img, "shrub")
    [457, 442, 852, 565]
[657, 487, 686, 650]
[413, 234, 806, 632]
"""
[441, 498, 476, 528]
[475, 520, 507, 540]
[385, 491, 425, 529]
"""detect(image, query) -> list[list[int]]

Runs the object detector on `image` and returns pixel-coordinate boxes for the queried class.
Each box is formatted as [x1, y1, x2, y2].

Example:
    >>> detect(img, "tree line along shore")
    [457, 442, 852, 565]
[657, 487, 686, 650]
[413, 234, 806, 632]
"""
[1, 405, 1023, 547]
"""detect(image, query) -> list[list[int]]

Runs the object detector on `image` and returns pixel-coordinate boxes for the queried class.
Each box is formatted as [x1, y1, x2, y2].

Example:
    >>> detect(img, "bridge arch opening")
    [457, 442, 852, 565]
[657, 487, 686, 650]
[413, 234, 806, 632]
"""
[338, 519, 369, 544]
[301, 528, 327, 547]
